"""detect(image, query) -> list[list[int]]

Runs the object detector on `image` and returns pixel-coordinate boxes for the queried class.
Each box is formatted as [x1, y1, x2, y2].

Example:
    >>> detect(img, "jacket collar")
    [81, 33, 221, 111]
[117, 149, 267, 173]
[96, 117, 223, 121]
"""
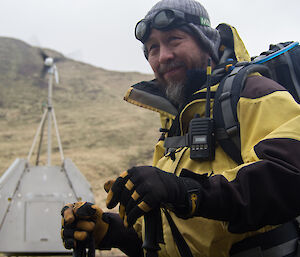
[124, 79, 178, 119]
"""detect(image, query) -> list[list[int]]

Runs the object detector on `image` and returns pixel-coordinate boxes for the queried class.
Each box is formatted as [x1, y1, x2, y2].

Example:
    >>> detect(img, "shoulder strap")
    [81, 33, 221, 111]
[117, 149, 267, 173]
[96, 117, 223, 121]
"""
[214, 64, 272, 164]
[163, 209, 194, 257]
[277, 43, 300, 102]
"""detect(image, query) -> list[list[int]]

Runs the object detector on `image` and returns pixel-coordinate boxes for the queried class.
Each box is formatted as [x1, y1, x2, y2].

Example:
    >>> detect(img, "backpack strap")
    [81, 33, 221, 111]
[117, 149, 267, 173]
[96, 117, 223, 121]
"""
[230, 220, 300, 257]
[214, 63, 273, 164]
[163, 209, 194, 257]
[277, 43, 300, 102]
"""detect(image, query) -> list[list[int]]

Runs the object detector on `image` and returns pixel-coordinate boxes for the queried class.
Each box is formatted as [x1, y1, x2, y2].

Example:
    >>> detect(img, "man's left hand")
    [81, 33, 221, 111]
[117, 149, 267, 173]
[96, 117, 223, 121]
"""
[106, 166, 200, 227]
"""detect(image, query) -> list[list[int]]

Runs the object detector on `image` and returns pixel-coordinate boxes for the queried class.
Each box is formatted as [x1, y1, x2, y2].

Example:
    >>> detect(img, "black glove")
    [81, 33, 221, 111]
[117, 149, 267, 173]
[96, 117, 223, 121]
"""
[106, 166, 203, 227]
[61, 202, 109, 250]
[61, 202, 144, 257]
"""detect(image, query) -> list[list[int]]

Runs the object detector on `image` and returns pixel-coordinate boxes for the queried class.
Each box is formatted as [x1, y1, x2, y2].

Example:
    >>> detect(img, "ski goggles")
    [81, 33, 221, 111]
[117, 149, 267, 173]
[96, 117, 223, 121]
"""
[135, 9, 211, 43]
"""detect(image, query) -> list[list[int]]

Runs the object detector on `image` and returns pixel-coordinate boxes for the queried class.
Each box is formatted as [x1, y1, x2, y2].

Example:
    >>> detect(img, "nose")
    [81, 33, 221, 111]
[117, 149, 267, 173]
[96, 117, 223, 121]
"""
[159, 45, 174, 64]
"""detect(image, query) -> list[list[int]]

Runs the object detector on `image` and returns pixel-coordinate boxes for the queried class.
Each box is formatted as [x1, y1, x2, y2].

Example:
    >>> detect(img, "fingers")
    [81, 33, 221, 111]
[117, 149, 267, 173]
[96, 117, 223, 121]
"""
[76, 220, 95, 232]
[62, 227, 89, 241]
[104, 179, 115, 193]
[73, 202, 97, 218]
[62, 202, 97, 221]
[61, 202, 97, 250]
[125, 190, 153, 227]
[64, 239, 75, 249]
[74, 231, 89, 241]
[122, 186, 154, 227]
[106, 168, 141, 209]
[61, 203, 76, 249]
[137, 201, 152, 213]
[119, 204, 126, 221]
[125, 190, 141, 215]
[105, 168, 157, 227]
[62, 228, 89, 249]
[61, 223, 74, 249]
[106, 168, 143, 209]
[125, 179, 134, 191]
[126, 205, 149, 227]
[106, 171, 129, 209]
[61, 203, 75, 224]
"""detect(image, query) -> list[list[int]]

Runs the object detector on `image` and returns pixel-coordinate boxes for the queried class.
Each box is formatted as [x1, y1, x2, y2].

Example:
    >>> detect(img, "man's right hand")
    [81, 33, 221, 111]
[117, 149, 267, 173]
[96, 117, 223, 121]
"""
[61, 202, 109, 249]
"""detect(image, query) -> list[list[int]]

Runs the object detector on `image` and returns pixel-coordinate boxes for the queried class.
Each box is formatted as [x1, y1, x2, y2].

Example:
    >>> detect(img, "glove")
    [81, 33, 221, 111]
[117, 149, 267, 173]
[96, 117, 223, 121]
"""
[61, 202, 109, 249]
[106, 166, 203, 227]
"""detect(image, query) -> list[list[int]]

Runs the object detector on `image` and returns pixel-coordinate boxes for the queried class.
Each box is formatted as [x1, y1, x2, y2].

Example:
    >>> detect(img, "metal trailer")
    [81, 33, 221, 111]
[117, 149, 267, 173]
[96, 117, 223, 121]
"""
[0, 54, 95, 255]
[0, 158, 94, 255]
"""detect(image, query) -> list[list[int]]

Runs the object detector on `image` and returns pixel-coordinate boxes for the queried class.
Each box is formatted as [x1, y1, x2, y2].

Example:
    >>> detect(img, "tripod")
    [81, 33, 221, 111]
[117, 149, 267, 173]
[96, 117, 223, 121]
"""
[27, 59, 64, 166]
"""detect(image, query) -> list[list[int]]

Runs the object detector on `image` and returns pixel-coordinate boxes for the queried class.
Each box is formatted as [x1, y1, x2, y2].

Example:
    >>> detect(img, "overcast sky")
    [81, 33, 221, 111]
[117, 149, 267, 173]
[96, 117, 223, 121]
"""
[0, 0, 299, 74]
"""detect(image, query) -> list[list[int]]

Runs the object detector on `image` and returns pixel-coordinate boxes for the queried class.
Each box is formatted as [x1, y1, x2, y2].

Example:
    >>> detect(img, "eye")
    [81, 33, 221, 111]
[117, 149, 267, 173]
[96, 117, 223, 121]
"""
[169, 36, 182, 44]
[149, 43, 158, 50]
[147, 43, 159, 55]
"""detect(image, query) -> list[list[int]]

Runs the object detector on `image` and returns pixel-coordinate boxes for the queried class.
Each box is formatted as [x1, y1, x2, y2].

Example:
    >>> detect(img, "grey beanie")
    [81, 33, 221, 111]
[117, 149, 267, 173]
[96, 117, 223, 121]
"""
[142, 0, 221, 62]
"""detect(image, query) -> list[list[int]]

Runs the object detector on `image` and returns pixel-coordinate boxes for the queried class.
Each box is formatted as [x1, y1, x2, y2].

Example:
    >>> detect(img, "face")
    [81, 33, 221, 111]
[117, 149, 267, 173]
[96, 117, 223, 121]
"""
[145, 28, 210, 88]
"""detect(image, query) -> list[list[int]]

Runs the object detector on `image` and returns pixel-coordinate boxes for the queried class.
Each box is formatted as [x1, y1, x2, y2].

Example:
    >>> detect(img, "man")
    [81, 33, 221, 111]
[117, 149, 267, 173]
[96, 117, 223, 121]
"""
[61, 0, 300, 256]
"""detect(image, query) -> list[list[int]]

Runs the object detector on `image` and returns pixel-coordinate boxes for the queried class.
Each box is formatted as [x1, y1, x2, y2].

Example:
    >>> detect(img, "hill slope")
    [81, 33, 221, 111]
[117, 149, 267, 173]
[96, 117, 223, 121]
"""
[0, 37, 160, 206]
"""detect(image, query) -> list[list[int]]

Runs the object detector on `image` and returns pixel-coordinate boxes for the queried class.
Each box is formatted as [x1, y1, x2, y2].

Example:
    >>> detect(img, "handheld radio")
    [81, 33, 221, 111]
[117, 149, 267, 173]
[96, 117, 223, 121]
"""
[189, 58, 215, 161]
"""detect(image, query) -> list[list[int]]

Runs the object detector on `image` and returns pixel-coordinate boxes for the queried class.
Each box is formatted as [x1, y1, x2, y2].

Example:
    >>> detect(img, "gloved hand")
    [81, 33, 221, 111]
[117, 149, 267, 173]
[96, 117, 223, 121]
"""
[61, 202, 109, 250]
[106, 166, 203, 227]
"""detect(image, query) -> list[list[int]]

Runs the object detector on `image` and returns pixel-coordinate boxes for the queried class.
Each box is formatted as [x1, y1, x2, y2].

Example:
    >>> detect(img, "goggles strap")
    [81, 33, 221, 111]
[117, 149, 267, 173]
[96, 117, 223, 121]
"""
[184, 13, 210, 27]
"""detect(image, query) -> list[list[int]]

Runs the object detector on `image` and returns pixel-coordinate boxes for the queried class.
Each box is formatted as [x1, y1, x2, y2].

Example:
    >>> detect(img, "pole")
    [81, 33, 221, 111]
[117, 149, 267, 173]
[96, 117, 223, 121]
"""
[27, 109, 47, 162]
[52, 108, 64, 162]
[47, 68, 53, 166]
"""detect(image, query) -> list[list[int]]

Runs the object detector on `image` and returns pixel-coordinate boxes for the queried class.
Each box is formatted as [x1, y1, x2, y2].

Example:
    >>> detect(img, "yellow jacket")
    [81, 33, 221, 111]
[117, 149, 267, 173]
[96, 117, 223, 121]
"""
[123, 24, 300, 257]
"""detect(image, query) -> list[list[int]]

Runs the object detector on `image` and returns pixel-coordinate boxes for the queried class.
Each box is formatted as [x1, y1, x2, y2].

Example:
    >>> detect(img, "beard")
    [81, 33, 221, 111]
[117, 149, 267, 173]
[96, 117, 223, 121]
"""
[156, 58, 208, 107]
[165, 80, 186, 107]
[156, 61, 187, 107]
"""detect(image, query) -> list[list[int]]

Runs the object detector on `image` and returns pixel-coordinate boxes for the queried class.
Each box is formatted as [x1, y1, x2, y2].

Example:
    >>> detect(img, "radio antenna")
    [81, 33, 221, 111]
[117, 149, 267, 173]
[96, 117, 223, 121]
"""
[205, 58, 212, 118]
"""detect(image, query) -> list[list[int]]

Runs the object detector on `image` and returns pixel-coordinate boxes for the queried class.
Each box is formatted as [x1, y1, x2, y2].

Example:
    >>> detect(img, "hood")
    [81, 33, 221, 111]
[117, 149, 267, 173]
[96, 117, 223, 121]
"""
[217, 23, 251, 63]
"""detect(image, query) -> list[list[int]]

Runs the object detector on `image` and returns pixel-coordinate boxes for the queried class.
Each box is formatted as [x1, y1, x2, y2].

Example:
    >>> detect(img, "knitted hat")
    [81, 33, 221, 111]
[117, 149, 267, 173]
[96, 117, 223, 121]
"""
[142, 0, 221, 62]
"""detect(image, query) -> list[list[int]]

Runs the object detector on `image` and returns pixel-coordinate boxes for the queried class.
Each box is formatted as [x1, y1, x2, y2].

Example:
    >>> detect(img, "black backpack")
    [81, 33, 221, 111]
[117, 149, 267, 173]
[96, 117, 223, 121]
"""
[213, 41, 300, 164]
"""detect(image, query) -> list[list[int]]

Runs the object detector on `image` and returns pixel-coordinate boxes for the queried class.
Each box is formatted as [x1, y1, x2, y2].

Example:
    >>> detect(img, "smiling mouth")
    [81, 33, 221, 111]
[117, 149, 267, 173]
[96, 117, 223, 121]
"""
[163, 66, 184, 78]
